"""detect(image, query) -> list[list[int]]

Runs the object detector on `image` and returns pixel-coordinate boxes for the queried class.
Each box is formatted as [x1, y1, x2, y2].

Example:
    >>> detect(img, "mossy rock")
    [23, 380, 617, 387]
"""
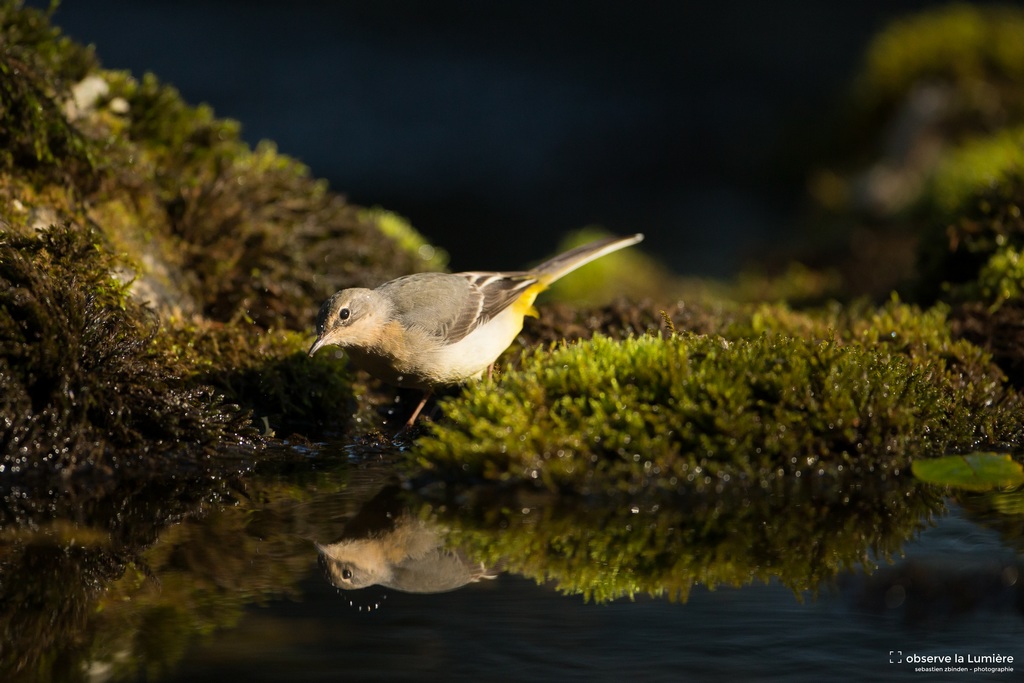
[414, 299, 1023, 493]
[0, 224, 258, 480]
[0, 0, 99, 192]
[0, 0, 451, 458]
[160, 321, 353, 437]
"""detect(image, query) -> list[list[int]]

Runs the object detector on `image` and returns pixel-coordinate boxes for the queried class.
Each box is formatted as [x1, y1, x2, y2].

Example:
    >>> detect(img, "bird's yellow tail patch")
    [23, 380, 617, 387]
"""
[513, 283, 546, 318]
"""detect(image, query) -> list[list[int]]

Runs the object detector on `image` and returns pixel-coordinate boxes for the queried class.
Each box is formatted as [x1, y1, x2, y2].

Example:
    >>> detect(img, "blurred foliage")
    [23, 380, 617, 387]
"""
[0, 0, 98, 192]
[359, 206, 449, 273]
[916, 127, 1024, 302]
[544, 227, 666, 305]
[795, 4, 1024, 304]
[854, 4, 1024, 128]
[927, 126, 1024, 217]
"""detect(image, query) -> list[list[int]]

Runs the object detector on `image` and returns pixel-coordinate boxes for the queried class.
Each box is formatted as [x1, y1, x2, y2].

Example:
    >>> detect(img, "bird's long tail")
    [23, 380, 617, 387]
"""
[530, 233, 644, 285]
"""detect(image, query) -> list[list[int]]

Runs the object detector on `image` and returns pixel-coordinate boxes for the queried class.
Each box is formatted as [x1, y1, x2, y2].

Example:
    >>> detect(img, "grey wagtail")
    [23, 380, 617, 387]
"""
[308, 233, 644, 425]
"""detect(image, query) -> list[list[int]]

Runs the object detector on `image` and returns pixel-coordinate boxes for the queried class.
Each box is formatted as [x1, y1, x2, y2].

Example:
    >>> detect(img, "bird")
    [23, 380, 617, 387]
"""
[316, 513, 497, 595]
[308, 232, 644, 426]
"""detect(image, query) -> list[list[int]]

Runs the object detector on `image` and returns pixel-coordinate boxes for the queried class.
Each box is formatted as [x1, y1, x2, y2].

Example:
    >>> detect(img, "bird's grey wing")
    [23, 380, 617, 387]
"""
[442, 272, 538, 342]
[378, 271, 538, 344]
[378, 273, 477, 341]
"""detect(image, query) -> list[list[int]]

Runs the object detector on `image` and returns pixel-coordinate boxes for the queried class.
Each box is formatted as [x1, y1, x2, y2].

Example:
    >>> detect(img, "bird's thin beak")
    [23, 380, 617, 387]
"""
[308, 336, 327, 357]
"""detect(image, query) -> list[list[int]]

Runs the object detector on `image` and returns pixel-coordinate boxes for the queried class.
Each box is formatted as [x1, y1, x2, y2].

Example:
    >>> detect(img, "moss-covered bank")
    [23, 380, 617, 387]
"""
[5, 0, 1024, 503]
[415, 304, 1024, 494]
[0, 225, 257, 477]
[0, 0, 444, 482]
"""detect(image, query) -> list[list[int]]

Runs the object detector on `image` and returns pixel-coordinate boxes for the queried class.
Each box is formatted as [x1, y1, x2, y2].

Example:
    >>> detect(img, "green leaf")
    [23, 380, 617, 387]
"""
[912, 452, 1024, 491]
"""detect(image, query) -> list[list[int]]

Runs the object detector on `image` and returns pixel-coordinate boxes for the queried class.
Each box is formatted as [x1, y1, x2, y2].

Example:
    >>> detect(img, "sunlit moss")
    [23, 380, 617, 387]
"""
[915, 130, 1024, 305]
[416, 298, 1023, 493]
[976, 246, 1024, 310]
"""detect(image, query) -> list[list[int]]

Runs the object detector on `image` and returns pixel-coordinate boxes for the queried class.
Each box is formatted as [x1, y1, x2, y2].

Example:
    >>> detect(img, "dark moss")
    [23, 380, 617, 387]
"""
[0, 223, 258, 481]
[0, 0, 99, 195]
[0, 0, 449, 455]
[160, 322, 354, 436]
[951, 300, 1024, 387]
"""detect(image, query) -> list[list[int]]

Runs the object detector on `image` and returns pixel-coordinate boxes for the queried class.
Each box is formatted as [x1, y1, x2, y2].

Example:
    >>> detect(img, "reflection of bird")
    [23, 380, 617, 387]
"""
[308, 233, 644, 425]
[317, 515, 496, 594]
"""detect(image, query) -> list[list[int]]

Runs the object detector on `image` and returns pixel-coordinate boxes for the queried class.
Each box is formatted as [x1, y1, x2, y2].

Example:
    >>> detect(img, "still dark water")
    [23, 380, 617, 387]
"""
[169, 508, 1022, 683]
[11, 442, 1013, 683]
[2, 438, 1024, 683]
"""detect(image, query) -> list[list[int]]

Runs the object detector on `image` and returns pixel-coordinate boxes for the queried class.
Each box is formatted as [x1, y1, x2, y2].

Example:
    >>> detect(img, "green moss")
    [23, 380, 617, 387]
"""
[915, 130, 1024, 304]
[729, 262, 844, 306]
[976, 246, 1024, 309]
[928, 127, 1024, 218]
[415, 297, 1023, 493]
[0, 0, 99, 194]
[94, 71, 444, 329]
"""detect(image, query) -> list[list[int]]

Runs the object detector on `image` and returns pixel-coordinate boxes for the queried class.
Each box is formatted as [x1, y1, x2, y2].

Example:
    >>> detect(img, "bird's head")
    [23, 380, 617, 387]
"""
[308, 288, 384, 356]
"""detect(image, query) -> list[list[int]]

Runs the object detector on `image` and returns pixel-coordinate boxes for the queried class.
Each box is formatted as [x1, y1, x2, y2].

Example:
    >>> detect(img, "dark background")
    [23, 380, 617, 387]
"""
[35, 1, 1016, 275]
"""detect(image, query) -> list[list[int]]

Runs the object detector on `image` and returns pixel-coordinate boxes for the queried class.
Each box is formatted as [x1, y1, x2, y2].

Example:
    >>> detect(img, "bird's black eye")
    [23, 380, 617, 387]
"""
[338, 308, 350, 321]
[342, 568, 353, 580]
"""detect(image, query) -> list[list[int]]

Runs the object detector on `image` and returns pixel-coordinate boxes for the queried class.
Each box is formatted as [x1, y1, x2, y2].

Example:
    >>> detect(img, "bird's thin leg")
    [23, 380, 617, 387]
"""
[404, 389, 433, 428]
